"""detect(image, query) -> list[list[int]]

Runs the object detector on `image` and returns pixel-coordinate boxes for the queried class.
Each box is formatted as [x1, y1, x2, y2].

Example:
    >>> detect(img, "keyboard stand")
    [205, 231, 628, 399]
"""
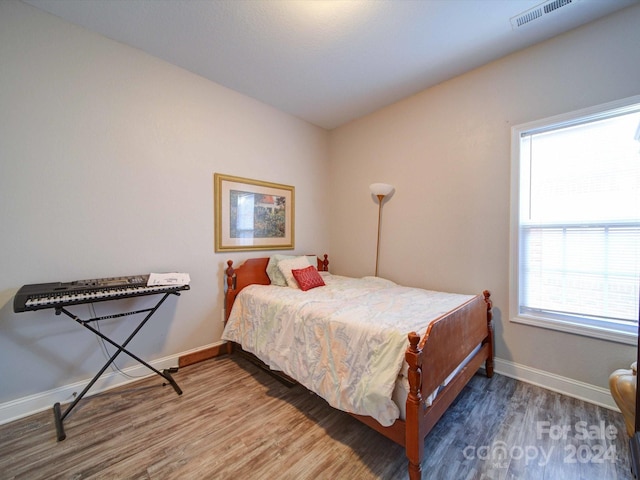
[52, 291, 183, 441]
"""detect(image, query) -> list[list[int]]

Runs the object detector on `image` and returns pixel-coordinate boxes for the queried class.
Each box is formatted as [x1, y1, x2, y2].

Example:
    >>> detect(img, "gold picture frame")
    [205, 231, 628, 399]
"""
[214, 173, 295, 252]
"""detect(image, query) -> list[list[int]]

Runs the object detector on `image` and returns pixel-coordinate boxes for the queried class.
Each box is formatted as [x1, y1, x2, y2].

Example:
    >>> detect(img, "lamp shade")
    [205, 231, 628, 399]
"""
[369, 183, 394, 196]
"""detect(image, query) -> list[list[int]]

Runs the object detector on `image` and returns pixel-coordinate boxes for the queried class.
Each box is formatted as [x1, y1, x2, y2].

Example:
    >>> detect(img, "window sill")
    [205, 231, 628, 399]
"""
[512, 313, 637, 346]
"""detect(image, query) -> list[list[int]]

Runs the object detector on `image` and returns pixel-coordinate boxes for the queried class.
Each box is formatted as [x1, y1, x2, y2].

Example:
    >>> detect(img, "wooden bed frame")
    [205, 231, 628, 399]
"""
[224, 255, 493, 480]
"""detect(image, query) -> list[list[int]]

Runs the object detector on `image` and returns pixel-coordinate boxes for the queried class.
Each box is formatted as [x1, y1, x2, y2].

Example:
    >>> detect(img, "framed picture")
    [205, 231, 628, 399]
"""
[214, 173, 295, 252]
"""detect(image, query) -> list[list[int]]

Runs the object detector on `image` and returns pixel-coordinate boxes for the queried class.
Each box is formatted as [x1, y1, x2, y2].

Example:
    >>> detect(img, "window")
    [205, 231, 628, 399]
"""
[510, 96, 640, 344]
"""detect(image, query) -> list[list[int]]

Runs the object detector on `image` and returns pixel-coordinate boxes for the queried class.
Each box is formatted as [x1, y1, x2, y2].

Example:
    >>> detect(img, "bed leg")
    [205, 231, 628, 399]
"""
[406, 332, 425, 480]
[408, 461, 422, 480]
[483, 290, 494, 378]
[485, 354, 494, 378]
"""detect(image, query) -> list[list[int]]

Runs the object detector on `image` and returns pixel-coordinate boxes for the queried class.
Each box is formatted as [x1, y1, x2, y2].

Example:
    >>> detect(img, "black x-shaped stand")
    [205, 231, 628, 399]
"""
[53, 291, 183, 441]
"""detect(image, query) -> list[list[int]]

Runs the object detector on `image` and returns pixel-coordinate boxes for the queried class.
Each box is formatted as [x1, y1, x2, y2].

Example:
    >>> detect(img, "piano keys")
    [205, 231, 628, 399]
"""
[13, 274, 190, 313]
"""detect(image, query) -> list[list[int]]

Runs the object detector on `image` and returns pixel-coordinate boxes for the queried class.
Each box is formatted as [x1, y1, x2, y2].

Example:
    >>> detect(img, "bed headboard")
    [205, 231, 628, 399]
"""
[224, 254, 329, 322]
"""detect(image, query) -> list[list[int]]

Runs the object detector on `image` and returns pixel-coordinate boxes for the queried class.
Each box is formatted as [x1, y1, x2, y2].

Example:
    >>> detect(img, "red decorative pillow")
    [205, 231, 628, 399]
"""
[291, 266, 326, 291]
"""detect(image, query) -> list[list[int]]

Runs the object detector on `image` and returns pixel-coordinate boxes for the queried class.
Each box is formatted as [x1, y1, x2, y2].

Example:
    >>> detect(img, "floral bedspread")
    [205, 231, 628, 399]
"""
[222, 274, 474, 426]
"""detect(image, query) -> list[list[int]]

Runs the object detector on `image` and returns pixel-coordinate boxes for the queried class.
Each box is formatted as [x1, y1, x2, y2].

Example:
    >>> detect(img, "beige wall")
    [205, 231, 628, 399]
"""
[0, 0, 329, 418]
[328, 5, 640, 396]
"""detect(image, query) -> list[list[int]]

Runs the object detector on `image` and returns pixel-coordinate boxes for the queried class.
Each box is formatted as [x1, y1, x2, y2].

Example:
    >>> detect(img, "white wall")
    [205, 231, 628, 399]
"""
[328, 5, 640, 404]
[0, 0, 329, 419]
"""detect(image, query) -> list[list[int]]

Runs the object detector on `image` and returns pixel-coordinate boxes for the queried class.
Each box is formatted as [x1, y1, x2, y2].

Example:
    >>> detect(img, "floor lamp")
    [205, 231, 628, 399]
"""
[369, 183, 394, 277]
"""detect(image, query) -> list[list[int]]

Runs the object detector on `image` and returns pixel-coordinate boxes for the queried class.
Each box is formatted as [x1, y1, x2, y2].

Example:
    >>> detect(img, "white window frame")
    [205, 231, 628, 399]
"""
[509, 95, 640, 346]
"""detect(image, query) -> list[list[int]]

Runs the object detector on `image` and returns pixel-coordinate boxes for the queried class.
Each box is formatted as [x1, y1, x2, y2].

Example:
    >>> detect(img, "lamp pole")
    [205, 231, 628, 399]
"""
[374, 194, 385, 277]
[369, 183, 394, 277]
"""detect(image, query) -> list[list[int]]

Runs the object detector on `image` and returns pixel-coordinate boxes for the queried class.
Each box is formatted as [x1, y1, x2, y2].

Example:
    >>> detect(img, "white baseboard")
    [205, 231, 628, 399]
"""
[493, 357, 619, 412]
[0, 342, 223, 425]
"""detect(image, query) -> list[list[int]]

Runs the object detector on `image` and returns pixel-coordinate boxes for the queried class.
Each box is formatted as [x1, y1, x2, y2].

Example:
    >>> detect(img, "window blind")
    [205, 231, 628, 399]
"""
[518, 109, 640, 328]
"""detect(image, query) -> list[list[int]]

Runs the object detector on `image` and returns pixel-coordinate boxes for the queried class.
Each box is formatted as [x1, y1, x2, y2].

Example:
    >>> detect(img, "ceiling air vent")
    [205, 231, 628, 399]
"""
[511, 0, 579, 29]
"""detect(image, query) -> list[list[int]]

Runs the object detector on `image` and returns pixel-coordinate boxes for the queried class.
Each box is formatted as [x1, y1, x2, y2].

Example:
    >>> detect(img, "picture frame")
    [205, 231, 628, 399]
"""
[214, 173, 295, 252]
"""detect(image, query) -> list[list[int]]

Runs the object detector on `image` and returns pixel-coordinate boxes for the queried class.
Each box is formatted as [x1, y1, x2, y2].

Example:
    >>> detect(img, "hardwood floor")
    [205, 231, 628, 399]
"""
[0, 354, 633, 479]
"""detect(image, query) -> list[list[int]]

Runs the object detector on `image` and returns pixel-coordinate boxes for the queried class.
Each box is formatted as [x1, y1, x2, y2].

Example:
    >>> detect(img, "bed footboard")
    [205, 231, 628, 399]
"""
[405, 290, 493, 480]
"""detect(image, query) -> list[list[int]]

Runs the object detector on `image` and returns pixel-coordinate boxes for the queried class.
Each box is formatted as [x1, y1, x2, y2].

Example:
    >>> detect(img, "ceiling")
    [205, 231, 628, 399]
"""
[23, 0, 639, 129]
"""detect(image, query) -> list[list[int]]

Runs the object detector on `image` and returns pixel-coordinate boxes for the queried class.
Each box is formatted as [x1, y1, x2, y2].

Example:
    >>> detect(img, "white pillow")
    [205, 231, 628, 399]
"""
[266, 254, 295, 286]
[277, 256, 313, 288]
[267, 255, 318, 286]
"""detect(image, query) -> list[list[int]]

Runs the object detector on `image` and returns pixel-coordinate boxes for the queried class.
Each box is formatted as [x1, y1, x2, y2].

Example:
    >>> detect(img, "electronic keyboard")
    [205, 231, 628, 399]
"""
[13, 275, 190, 312]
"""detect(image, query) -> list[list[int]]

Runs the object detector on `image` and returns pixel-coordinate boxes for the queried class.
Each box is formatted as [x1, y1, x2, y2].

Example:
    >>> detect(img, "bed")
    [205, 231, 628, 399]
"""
[222, 254, 493, 480]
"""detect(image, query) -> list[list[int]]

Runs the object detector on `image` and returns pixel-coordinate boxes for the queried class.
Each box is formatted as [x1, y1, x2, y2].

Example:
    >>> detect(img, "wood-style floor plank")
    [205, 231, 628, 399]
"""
[0, 355, 632, 479]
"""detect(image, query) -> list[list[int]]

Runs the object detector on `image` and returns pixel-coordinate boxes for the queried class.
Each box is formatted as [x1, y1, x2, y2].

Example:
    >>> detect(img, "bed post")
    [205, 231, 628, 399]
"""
[483, 290, 494, 377]
[224, 261, 236, 354]
[405, 331, 424, 480]
[225, 260, 235, 315]
[317, 254, 329, 272]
